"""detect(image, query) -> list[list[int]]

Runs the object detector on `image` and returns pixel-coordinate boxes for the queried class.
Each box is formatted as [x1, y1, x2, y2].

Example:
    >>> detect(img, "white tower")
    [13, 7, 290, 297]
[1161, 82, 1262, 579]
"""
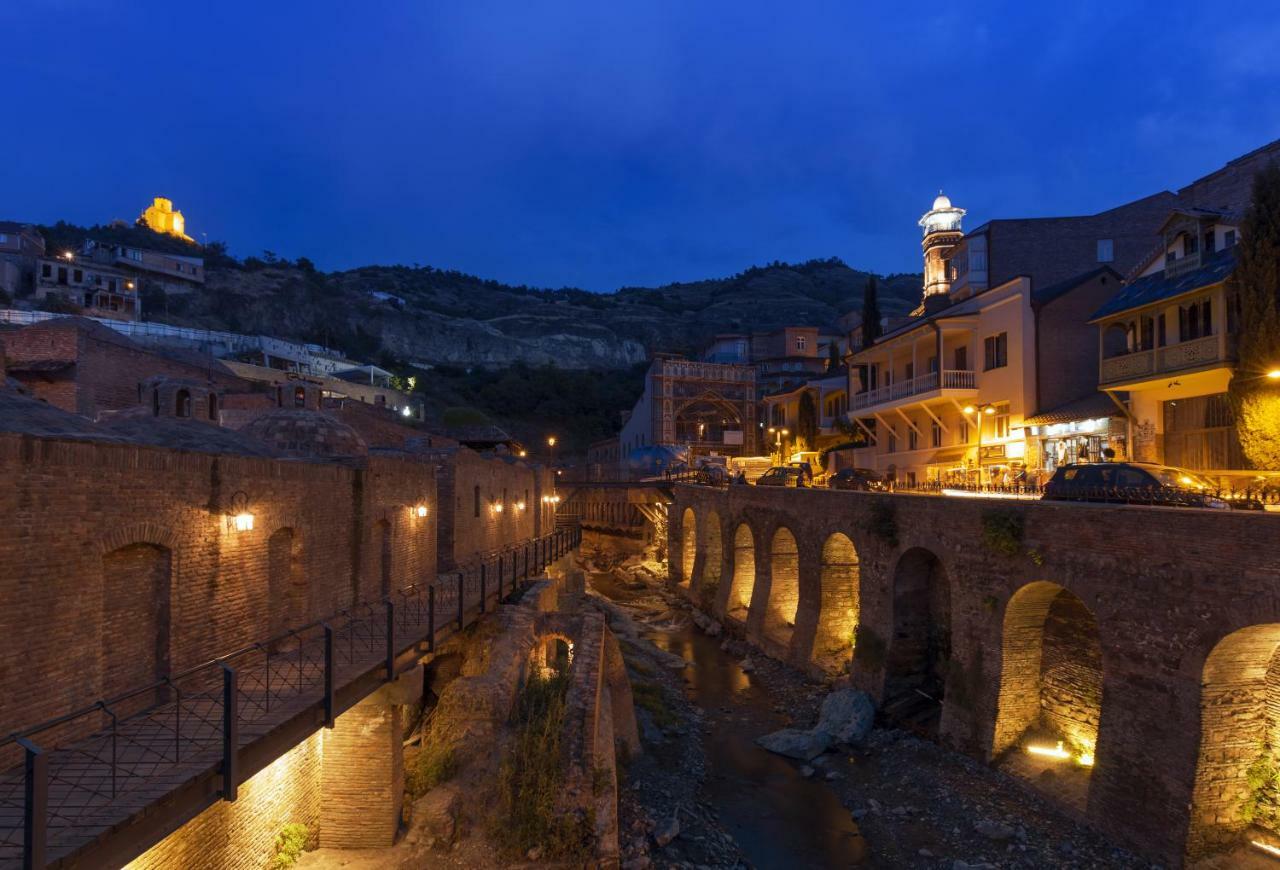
[918, 192, 965, 302]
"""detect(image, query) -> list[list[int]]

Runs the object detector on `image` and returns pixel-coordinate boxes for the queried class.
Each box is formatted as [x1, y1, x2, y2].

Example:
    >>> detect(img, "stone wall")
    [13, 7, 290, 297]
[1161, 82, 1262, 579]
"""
[668, 483, 1280, 866]
[430, 447, 552, 570]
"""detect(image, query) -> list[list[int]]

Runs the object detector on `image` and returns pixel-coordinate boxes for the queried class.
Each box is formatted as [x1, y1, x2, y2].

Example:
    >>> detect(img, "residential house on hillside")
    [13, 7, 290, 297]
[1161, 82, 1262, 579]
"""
[81, 239, 205, 296]
[34, 253, 140, 320]
[0, 221, 46, 299]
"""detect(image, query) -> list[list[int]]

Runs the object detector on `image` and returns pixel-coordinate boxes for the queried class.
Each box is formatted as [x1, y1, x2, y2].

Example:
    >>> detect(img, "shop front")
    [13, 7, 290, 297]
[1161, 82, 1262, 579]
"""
[1023, 395, 1127, 484]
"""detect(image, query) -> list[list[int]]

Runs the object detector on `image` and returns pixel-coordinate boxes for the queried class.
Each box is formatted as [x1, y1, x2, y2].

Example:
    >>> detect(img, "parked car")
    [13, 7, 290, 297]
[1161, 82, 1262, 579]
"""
[755, 466, 810, 488]
[827, 468, 886, 491]
[1042, 462, 1262, 509]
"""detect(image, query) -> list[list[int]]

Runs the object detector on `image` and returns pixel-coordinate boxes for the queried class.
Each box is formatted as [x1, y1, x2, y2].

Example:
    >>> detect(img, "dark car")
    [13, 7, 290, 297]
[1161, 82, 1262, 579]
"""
[755, 466, 809, 488]
[1043, 462, 1260, 509]
[828, 468, 886, 491]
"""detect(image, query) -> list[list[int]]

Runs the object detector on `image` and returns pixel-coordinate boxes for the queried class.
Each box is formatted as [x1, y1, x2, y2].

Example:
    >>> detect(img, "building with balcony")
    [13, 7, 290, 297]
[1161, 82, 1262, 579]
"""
[34, 254, 140, 321]
[844, 192, 1128, 485]
[761, 371, 849, 460]
[1090, 209, 1243, 472]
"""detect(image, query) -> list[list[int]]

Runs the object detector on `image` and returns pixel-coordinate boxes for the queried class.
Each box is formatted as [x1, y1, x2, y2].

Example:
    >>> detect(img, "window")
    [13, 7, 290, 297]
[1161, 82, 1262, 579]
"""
[927, 356, 938, 374]
[904, 362, 914, 381]
[474, 485, 481, 518]
[795, 335, 807, 351]
[908, 427, 918, 451]
[1179, 299, 1213, 341]
[1225, 230, 1237, 248]
[1097, 239, 1114, 262]
[958, 419, 969, 444]
[1185, 233, 1199, 255]
[930, 421, 942, 448]
[73, 269, 83, 283]
[887, 426, 898, 453]
[1157, 313, 1167, 347]
[992, 403, 1010, 439]
[41, 263, 51, 278]
[1204, 231, 1216, 254]
[983, 333, 1008, 370]
[57, 267, 68, 285]
[293, 386, 306, 408]
[954, 346, 968, 370]
[108, 279, 117, 292]
[175, 389, 192, 418]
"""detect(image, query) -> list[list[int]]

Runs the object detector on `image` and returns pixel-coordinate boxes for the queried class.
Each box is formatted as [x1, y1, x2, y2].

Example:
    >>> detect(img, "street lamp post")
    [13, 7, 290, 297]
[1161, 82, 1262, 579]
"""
[962, 403, 997, 487]
[767, 426, 790, 463]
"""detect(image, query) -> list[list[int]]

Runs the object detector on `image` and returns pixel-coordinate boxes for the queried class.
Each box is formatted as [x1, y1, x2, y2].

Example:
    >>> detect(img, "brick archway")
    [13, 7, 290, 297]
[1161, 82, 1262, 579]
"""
[812, 532, 860, 673]
[884, 547, 951, 735]
[724, 523, 756, 624]
[1187, 624, 1280, 859]
[698, 509, 723, 602]
[98, 522, 182, 557]
[763, 527, 799, 651]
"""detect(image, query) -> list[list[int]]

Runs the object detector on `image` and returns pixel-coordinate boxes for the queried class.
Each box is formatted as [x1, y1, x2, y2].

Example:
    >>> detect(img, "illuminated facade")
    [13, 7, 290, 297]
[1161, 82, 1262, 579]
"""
[918, 192, 965, 303]
[139, 196, 193, 241]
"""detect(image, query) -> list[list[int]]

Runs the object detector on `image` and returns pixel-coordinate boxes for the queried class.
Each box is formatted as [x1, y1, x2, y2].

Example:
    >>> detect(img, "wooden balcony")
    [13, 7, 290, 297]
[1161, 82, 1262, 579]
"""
[1099, 334, 1231, 387]
[849, 369, 976, 412]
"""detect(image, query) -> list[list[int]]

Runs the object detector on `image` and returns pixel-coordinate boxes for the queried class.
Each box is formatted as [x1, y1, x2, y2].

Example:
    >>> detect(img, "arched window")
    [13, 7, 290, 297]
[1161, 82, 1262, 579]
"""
[175, 389, 191, 418]
[208, 393, 219, 421]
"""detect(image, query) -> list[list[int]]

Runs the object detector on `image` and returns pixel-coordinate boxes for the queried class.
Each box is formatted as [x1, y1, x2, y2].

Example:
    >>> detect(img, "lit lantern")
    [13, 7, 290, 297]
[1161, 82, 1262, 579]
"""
[226, 491, 255, 532]
[516, 500, 526, 511]
[415, 504, 428, 518]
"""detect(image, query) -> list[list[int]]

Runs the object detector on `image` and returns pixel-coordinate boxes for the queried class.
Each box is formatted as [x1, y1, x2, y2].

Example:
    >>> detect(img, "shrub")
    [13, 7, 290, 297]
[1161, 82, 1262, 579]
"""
[405, 735, 458, 797]
[269, 822, 312, 870]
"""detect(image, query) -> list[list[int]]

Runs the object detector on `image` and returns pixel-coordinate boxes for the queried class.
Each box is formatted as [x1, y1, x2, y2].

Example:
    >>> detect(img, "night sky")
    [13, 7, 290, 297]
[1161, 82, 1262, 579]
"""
[3, 2, 1278, 291]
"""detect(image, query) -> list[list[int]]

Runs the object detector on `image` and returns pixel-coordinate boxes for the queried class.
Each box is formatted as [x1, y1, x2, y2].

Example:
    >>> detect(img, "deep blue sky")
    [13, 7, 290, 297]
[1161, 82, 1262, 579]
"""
[2, 2, 1278, 291]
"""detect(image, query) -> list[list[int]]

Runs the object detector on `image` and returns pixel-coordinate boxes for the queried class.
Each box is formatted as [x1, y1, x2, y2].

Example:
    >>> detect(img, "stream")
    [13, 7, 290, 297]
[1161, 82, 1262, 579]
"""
[589, 567, 868, 869]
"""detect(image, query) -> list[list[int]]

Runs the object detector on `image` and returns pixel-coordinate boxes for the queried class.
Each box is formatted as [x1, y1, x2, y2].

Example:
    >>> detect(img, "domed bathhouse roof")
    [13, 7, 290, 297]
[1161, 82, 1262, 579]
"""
[240, 409, 369, 459]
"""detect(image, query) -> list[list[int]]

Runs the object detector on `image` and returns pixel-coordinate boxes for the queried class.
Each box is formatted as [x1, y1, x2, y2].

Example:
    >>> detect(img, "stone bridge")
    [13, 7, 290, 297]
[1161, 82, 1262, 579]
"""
[669, 483, 1280, 866]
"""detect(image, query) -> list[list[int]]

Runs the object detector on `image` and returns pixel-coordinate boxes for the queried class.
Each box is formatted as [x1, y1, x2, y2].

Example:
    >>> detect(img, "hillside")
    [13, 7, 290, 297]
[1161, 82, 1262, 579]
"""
[34, 222, 921, 369]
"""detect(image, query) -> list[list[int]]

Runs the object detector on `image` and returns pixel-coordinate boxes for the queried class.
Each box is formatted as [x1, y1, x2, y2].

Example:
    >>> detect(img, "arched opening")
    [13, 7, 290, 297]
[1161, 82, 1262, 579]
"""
[699, 510, 723, 602]
[884, 548, 950, 735]
[814, 532, 859, 672]
[992, 581, 1101, 812]
[725, 524, 755, 623]
[763, 527, 799, 649]
[268, 528, 305, 638]
[1188, 625, 1280, 859]
[102, 543, 171, 715]
[377, 519, 392, 598]
[680, 508, 696, 587]
[1102, 322, 1132, 358]
[175, 389, 191, 418]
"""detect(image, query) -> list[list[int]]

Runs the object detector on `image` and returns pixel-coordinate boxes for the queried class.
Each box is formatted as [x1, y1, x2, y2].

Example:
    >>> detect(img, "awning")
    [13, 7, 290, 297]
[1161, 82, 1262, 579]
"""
[1023, 393, 1122, 427]
[927, 446, 970, 465]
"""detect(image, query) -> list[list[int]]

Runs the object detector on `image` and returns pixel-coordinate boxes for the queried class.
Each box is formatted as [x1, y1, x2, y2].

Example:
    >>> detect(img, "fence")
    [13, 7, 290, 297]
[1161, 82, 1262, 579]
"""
[0, 526, 581, 869]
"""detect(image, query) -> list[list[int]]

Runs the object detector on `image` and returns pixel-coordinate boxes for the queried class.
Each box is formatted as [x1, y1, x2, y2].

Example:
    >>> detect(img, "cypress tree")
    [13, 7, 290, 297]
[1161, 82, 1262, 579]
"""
[1227, 162, 1280, 469]
[860, 276, 883, 351]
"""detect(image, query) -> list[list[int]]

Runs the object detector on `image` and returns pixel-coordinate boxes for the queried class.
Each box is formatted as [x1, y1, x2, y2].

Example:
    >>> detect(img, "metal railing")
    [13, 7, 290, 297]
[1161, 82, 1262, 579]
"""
[0, 526, 582, 868]
[849, 369, 976, 411]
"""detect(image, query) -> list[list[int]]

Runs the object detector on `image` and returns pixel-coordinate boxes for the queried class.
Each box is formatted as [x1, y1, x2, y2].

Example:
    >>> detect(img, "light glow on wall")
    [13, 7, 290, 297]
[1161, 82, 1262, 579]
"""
[1026, 741, 1071, 760]
[415, 504, 428, 518]
[233, 512, 255, 532]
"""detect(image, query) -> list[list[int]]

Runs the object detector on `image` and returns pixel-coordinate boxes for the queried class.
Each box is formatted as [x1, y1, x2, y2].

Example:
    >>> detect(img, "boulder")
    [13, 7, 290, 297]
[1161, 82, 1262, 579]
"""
[814, 688, 876, 745]
[756, 728, 832, 761]
[413, 783, 462, 845]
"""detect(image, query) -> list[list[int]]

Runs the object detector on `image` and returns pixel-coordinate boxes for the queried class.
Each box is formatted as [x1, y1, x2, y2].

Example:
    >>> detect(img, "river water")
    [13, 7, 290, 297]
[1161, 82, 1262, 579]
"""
[589, 568, 867, 869]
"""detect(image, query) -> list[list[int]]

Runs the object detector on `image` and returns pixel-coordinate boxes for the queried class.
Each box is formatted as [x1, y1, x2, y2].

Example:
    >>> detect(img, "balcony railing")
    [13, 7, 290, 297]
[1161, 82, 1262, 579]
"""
[1099, 334, 1229, 385]
[849, 369, 976, 411]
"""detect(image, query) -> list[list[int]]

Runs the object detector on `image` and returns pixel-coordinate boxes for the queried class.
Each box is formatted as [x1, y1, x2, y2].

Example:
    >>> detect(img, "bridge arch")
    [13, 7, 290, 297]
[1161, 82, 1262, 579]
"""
[1188, 624, 1280, 857]
[884, 547, 951, 735]
[679, 508, 696, 587]
[764, 527, 800, 650]
[698, 509, 723, 601]
[812, 532, 860, 672]
[992, 580, 1102, 811]
[725, 523, 756, 623]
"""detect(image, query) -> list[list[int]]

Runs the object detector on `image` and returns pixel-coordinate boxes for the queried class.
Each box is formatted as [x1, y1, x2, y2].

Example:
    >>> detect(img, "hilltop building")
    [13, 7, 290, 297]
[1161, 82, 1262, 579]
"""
[139, 196, 193, 241]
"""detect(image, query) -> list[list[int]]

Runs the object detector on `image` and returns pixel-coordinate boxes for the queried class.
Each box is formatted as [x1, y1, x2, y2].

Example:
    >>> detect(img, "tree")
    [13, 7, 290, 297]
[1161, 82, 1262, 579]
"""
[1227, 161, 1280, 469]
[797, 390, 819, 452]
[860, 276, 883, 351]
[826, 341, 841, 372]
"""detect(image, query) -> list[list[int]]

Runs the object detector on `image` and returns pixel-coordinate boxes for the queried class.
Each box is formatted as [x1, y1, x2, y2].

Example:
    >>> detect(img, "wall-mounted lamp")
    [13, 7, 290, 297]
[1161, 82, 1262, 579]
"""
[226, 490, 255, 532]
[491, 501, 504, 514]
[414, 504, 429, 518]
[516, 500, 526, 511]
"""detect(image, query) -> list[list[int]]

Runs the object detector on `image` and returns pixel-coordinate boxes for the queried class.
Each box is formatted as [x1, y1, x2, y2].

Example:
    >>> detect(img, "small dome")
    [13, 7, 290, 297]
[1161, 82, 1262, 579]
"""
[932, 192, 952, 211]
[241, 409, 368, 459]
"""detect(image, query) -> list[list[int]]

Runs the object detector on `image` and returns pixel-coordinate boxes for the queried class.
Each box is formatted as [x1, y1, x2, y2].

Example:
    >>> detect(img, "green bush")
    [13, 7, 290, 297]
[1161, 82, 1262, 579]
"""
[405, 737, 459, 797]
[269, 822, 312, 870]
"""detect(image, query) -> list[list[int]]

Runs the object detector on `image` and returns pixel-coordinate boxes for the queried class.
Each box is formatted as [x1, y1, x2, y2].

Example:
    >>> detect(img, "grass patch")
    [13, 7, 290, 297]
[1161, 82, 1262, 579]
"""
[631, 680, 680, 731]
[492, 671, 594, 861]
[405, 730, 459, 797]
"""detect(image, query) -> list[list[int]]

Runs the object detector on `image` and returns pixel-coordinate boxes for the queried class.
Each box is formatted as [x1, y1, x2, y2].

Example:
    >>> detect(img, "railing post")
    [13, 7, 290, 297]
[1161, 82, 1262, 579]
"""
[427, 585, 436, 653]
[222, 665, 238, 801]
[18, 737, 46, 870]
[323, 624, 335, 728]
[457, 571, 465, 630]
[385, 599, 395, 682]
[479, 562, 487, 614]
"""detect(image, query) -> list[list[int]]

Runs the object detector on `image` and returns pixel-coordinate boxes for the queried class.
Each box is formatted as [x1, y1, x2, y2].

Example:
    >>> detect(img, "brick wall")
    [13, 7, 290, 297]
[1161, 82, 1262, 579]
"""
[669, 484, 1280, 865]
[125, 731, 323, 870]
[430, 448, 543, 569]
[1034, 270, 1121, 413]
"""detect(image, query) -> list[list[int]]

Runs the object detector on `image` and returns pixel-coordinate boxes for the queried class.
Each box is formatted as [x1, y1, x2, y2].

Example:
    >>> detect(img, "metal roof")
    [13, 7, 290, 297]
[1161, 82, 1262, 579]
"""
[1089, 247, 1235, 321]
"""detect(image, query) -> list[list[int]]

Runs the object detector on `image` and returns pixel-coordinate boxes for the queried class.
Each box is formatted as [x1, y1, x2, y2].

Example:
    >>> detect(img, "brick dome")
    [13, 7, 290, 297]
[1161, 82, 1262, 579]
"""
[241, 409, 368, 459]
